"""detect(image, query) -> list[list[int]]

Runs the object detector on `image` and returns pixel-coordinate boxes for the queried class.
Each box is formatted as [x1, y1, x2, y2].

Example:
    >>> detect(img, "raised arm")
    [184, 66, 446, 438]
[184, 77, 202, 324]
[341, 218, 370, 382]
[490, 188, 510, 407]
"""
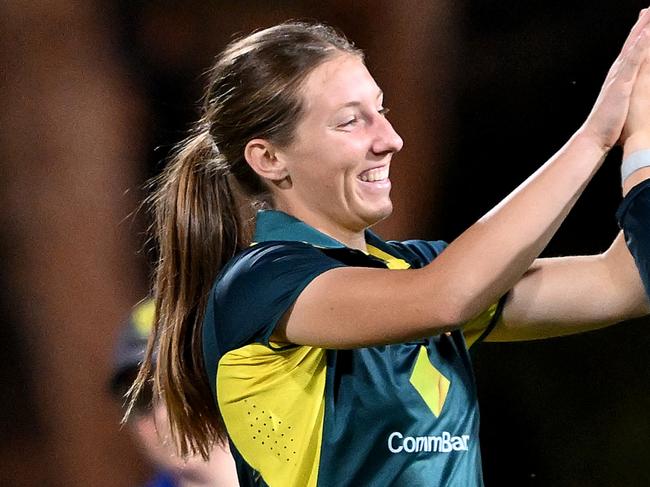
[622, 13, 650, 195]
[488, 234, 649, 342]
[619, 32, 650, 299]
[274, 11, 650, 349]
[488, 34, 650, 342]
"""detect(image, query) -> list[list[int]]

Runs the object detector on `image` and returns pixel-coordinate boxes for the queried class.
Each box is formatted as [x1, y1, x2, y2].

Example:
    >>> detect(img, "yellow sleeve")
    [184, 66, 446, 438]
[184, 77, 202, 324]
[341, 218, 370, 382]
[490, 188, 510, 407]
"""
[462, 298, 505, 349]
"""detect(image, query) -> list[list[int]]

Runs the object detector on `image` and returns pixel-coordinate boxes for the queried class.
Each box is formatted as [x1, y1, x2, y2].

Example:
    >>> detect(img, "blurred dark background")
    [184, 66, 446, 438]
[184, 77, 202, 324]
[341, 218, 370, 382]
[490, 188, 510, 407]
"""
[1, 1, 648, 485]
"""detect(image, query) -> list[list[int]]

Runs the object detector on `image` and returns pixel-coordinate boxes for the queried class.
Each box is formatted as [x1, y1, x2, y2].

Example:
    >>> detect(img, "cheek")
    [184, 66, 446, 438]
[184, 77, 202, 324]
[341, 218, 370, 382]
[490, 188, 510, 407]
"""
[320, 161, 358, 199]
[294, 156, 350, 191]
[319, 142, 362, 179]
[288, 136, 363, 193]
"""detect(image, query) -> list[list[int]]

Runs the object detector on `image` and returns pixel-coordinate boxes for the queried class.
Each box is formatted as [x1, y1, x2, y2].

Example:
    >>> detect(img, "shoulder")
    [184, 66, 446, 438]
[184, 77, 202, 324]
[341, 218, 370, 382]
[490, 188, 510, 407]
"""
[213, 241, 345, 299]
[205, 241, 346, 351]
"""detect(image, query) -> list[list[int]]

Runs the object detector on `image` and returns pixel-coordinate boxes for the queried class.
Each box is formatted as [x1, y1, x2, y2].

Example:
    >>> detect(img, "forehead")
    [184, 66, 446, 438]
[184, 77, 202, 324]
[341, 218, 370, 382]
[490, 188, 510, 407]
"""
[299, 53, 381, 114]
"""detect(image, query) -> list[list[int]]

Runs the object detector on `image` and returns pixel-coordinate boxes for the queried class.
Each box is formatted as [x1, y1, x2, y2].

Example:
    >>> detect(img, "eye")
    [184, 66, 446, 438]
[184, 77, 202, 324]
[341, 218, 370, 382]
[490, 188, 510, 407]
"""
[338, 116, 359, 128]
[378, 107, 390, 117]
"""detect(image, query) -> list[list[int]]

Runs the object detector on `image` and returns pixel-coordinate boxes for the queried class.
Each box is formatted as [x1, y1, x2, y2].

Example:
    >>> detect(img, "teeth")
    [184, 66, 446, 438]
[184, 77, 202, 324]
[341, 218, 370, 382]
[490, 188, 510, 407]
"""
[359, 167, 389, 182]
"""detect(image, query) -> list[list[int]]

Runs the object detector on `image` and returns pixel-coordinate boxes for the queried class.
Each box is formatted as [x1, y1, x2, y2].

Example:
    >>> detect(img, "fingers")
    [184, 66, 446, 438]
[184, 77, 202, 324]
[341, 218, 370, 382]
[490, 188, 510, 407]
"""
[620, 8, 650, 57]
[630, 44, 650, 101]
[620, 43, 650, 152]
[616, 28, 650, 84]
[605, 9, 650, 83]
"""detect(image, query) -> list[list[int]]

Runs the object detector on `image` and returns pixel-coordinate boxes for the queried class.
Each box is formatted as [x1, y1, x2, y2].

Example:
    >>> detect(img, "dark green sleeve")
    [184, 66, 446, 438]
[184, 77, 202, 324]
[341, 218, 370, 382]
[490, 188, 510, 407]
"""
[616, 179, 650, 298]
[202, 242, 346, 395]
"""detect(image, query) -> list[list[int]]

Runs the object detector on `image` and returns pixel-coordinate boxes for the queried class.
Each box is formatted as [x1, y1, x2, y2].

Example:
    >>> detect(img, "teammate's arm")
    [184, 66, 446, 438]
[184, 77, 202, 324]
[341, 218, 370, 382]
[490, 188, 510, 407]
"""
[488, 234, 650, 342]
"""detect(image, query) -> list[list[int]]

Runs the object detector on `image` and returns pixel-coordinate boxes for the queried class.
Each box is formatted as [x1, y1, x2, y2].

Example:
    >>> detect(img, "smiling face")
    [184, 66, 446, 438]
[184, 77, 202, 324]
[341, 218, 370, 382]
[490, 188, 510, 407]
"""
[271, 53, 403, 245]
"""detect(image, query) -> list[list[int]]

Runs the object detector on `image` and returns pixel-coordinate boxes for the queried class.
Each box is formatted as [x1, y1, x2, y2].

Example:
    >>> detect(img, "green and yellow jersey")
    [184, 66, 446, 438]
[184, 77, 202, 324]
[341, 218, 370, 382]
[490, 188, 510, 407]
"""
[203, 210, 503, 486]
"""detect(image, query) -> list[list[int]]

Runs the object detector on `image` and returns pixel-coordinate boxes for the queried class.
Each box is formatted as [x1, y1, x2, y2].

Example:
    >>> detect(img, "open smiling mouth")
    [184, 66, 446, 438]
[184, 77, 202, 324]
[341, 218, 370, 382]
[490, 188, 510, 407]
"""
[358, 166, 389, 182]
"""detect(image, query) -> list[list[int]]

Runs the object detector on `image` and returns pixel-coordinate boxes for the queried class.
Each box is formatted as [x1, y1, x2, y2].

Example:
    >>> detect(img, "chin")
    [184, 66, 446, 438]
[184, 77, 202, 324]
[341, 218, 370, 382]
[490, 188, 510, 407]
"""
[362, 202, 393, 228]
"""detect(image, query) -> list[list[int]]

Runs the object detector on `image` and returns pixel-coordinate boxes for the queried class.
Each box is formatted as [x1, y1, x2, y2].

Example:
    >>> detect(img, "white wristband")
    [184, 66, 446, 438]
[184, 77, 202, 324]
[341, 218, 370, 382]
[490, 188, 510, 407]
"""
[621, 149, 650, 184]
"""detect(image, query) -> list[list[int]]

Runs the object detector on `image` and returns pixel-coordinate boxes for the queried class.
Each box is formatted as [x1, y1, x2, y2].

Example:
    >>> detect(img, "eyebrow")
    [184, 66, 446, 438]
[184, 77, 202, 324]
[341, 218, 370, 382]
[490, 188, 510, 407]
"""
[335, 90, 384, 110]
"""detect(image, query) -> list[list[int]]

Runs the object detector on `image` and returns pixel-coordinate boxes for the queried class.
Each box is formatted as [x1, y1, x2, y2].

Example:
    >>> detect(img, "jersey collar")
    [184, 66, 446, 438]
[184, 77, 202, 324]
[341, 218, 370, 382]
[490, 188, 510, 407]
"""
[253, 209, 393, 252]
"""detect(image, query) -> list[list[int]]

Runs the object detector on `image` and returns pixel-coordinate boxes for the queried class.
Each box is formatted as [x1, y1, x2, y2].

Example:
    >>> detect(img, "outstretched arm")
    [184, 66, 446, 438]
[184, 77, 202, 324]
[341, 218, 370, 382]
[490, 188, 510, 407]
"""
[620, 27, 650, 299]
[489, 38, 650, 343]
[275, 11, 650, 349]
[489, 234, 649, 342]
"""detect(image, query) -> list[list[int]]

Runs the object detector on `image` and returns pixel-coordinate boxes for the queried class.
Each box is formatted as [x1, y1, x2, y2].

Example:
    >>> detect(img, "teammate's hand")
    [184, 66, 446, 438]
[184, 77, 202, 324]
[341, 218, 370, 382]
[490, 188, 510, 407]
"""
[623, 48, 650, 154]
[579, 8, 650, 151]
[622, 45, 650, 194]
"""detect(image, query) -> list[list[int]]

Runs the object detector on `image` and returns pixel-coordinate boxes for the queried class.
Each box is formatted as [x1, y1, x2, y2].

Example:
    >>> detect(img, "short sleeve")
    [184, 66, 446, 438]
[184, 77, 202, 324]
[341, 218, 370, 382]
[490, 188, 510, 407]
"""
[385, 239, 448, 268]
[462, 295, 507, 349]
[616, 179, 650, 298]
[205, 242, 346, 355]
[387, 238, 506, 348]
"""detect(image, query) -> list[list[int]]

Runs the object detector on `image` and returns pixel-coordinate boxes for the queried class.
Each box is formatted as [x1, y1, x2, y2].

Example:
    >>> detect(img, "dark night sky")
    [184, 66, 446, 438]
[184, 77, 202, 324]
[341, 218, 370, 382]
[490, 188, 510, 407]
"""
[456, 2, 650, 485]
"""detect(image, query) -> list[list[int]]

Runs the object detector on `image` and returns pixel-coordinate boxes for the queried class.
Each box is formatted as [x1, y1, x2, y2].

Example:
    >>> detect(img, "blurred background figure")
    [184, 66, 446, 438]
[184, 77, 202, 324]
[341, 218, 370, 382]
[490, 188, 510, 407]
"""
[109, 299, 239, 487]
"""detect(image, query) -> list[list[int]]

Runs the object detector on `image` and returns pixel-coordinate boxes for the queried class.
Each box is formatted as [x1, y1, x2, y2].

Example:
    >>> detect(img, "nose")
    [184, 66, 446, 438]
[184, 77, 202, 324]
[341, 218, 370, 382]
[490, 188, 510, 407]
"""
[371, 114, 404, 155]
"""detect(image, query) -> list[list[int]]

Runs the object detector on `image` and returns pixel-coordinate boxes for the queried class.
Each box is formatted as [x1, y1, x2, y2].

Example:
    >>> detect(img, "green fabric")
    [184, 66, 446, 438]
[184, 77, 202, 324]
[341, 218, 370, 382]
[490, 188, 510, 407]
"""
[203, 210, 487, 486]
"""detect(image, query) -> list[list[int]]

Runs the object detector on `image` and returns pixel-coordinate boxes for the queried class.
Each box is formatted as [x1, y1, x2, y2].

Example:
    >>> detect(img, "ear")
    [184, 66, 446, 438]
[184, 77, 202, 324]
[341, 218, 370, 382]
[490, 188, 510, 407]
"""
[244, 138, 289, 182]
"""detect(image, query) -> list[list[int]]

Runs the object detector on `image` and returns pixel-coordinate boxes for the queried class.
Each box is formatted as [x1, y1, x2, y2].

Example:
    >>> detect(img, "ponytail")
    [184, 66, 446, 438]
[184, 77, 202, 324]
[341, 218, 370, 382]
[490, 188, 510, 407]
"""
[127, 127, 250, 458]
[125, 20, 361, 460]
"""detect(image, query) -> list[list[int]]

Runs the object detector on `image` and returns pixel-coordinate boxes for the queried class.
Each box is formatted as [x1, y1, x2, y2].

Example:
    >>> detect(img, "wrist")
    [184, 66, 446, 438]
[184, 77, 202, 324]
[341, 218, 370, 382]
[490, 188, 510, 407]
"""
[572, 127, 612, 158]
[623, 166, 650, 196]
[623, 132, 650, 159]
[570, 128, 612, 166]
[622, 147, 650, 195]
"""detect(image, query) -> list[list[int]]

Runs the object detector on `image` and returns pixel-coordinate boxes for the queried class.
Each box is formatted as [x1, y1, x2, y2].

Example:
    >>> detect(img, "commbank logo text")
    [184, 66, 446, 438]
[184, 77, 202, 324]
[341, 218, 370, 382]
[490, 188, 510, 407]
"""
[387, 431, 470, 454]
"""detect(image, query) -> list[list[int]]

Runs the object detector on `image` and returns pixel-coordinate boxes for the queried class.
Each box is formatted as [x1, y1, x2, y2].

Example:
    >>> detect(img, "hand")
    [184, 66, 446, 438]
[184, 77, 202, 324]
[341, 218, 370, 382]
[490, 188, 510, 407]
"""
[580, 8, 650, 151]
[623, 46, 650, 155]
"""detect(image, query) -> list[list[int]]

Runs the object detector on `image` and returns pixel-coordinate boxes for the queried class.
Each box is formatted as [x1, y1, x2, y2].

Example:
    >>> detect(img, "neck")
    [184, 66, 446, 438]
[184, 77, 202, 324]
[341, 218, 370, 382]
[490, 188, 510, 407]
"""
[327, 226, 367, 251]
[274, 203, 368, 251]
